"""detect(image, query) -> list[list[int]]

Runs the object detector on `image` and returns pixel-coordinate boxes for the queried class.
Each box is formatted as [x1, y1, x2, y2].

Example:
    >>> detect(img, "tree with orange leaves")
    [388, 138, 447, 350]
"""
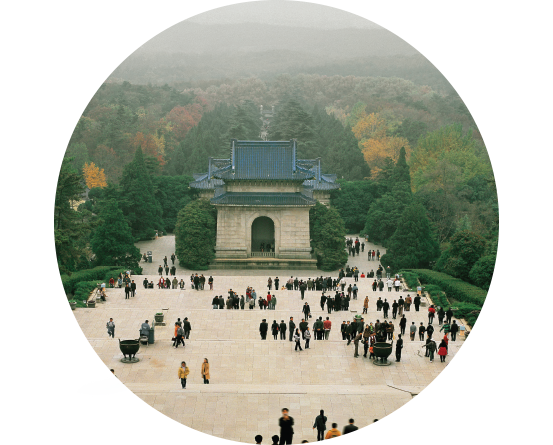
[82, 162, 107, 189]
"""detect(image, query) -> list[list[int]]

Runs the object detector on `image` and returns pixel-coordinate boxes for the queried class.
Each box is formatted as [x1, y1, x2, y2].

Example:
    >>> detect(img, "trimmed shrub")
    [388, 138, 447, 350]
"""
[74, 280, 99, 302]
[408, 269, 488, 306]
[61, 266, 121, 295]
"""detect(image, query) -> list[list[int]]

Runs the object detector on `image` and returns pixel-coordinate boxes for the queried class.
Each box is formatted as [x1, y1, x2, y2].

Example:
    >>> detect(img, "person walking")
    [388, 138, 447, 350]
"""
[419, 322, 426, 341]
[325, 423, 341, 439]
[450, 320, 459, 341]
[304, 327, 311, 349]
[422, 337, 437, 362]
[294, 329, 303, 351]
[323, 317, 332, 340]
[410, 322, 417, 341]
[289, 317, 295, 342]
[392, 300, 398, 319]
[382, 299, 390, 318]
[353, 332, 362, 358]
[395, 334, 403, 362]
[438, 339, 448, 362]
[268, 277, 272, 291]
[183, 317, 191, 339]
[313, 410, 327, 442]
[173, 323, 185, 348]
[106, 318, 115, 338]
[343, 419, 358, 435]
[363, 296, 369, 314]
[124, 283, 131, 299]
[414, 294, 421, 312]
[446, 307, 454, 324]
[428, 305, 436, 324]
[278, 408, 294, 445]
[399, 315, 407, 335]
[178, 361, 189, 389]
[440, 321, 451, 338]
[201, 358, 210, 384]
[386, 322, 394, 341]
[302, 303, 311, 320]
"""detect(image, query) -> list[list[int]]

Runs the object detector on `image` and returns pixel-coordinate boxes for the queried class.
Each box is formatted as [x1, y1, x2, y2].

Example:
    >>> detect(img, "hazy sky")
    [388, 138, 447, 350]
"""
[187, 1, 380, 29]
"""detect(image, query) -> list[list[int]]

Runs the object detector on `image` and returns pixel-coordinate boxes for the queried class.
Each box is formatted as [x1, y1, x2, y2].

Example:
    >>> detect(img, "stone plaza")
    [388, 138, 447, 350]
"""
[72, 235, 467, 443]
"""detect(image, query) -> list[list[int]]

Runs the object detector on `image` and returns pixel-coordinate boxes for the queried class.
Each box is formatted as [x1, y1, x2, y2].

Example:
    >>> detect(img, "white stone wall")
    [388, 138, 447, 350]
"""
[215, 205, 312, 260]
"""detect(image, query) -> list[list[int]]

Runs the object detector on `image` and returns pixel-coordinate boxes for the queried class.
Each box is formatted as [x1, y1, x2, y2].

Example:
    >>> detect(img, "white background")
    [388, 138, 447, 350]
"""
[0, 1, 528, 444]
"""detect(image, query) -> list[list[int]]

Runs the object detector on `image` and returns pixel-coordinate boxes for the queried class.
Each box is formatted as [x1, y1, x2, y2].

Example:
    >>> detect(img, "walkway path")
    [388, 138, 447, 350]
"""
[72, 235, 463, 442]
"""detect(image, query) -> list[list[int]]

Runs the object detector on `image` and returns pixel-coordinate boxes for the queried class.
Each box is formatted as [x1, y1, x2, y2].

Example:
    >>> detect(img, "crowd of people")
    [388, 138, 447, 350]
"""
[252, 408, 378, 444]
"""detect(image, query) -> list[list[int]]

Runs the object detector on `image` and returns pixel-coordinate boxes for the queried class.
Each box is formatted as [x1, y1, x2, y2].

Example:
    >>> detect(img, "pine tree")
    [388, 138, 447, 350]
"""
[55, 158, 90, 274]
[175, 199, 217, 269]
[309, 202, 348, 270]
[269, 99, 317, 158]
[391, 146, 410, 190]
[380, 202, 440, 270]
[90, 199, 141, 268]
[327, 125, 370, 180]
[119, 147, 163, 240]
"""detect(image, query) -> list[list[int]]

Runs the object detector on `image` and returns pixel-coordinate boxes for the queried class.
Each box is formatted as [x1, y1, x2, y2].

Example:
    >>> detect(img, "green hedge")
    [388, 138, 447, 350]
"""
[408, 269, 488, 306]
[74, 280, 100, 303]
[61, 265, 143, 295]
[400, 268, 487, 327]
[61, 266, 120, 294]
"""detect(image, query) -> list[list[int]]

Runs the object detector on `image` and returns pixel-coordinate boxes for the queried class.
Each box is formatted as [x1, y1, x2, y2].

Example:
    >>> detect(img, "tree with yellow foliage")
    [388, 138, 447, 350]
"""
[82, 162, 107, 189]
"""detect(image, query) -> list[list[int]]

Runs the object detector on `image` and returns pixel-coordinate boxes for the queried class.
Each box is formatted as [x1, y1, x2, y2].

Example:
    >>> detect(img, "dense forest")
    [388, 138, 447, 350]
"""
[60, 67, 497, 290]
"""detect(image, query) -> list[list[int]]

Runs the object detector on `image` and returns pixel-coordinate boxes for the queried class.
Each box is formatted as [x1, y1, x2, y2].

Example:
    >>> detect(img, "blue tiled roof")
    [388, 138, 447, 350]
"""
[212, 140, 315, 181]
[211, 192, 316, 207]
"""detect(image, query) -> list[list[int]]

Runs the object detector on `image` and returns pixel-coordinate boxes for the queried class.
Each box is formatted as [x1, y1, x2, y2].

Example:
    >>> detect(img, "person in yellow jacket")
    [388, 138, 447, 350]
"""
[178, 361, 190, 389]
[325, 423, 341, 439]
[201, 358, 210, 384]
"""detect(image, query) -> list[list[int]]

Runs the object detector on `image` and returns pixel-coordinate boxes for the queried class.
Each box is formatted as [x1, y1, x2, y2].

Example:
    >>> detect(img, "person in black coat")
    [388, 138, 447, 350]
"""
[395, 334, 403, 362]
[183, 318, 191, 339]
[450, 320, 459, 341]
[279, 320, 287, 340]
[299, 319, 308, 339]
[259, 319, 268, 340]
[143, 277, 148, 289]
[437, 307, 445, 325]
[124, 284, 131, 299]
[392, 300, 398, 319]
[320, 294, 327, 311]
[426, 323, 435, 339]
[399, 315, 407, 335]
[158, 265, 163, 276]
[279, 408, 294, 445]
[446, 308, 454, 325]
[271, 321, 279, 340]
[414, 295, 421, 311]
[343, 419, 359, 435]
[313, 410, 327, 442]
[376, 297, 383, 311]
[382, 299, 390, 318]
[302, 303, 311, 320]
[419, 322, 426, 341]
[130, 280, 136, 297]
[288, 317, 296, 342]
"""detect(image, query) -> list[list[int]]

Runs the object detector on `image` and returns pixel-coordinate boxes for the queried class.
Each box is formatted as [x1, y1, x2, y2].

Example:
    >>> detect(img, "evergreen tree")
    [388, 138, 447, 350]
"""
[227, 102, 261, 140]
[119, 147, 163, 240]
[327, 125, 371, 180]
[469, 254, 496, 290]
[435, 230, 487, 281]
[55, 157, 91, 274]
[175, 199, 217, 269]
[269, 99, 317, 158]
[90, 199, 141, 268]
[391, 146, 410, 190]
[309, 202, 348, 270]
[330, 180, 380, 233]
[380, 202, 440, 270]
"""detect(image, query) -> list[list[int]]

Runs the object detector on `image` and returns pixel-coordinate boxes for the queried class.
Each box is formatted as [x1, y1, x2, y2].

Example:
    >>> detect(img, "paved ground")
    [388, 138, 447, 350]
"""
[73, 236, 466, 443]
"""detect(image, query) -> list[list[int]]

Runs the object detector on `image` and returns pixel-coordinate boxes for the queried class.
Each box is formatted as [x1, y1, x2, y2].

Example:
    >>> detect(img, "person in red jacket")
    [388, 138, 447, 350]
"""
[428, 305, 436, 324]
[438, 339, 448, 362]
[323, 317, 332, 340]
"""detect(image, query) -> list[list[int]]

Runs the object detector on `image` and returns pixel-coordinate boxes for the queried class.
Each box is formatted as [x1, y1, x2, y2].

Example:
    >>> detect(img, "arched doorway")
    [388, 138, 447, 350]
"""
[251, 216, 275, 254]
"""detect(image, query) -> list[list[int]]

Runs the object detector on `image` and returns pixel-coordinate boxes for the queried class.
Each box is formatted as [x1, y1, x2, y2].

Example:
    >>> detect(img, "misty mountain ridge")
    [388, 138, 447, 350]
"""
[136, 22, 417, 58]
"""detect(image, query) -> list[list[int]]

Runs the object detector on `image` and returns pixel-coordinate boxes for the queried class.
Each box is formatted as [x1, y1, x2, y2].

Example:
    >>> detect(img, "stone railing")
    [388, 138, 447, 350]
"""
[250, 252, 276, 258]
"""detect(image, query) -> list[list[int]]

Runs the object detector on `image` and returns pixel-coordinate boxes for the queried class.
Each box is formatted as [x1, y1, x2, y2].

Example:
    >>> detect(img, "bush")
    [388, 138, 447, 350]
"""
[469, 255, 496, 290]
[73, 280, 99, 302]
[61, 266, 122, 294]
[408, 269, 488, 306]
[400, 271, 419, 290]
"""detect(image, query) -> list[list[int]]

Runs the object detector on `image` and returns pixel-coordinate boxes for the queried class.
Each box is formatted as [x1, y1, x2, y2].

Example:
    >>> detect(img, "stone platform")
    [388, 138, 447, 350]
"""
[73, 236, 464, 443]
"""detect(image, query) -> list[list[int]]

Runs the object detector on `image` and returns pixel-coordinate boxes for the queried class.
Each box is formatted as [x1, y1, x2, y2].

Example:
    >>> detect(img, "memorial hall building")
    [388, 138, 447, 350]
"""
[190, 139, 339, 269]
